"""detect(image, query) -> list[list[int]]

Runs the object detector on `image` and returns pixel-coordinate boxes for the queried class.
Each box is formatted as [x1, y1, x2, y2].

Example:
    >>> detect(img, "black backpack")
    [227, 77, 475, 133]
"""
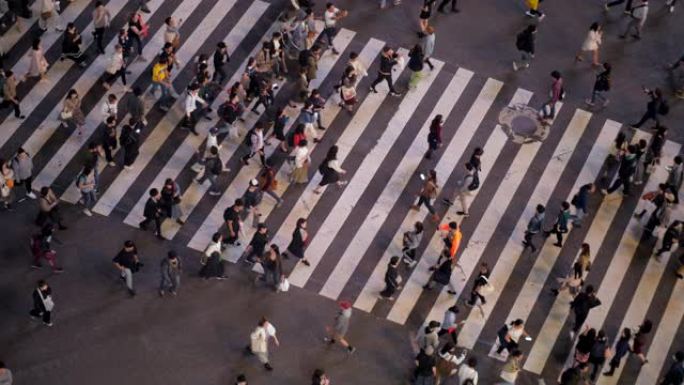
[298, 49, 311, 67]
[659, 100, 670, 116]
[209, 157, 222, 175]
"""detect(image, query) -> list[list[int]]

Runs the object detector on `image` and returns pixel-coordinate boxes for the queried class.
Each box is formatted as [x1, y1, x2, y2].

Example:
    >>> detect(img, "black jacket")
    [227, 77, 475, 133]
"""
[516, 30, 535, 54]
[143, 197, 160, 219]
[571, 292, 601, 316]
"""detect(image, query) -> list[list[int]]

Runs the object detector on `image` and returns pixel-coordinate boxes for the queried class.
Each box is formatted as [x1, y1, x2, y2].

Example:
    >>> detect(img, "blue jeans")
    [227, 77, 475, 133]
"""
[81, 190, 96, 209]
[160, 272, 180, 292]
[150, 82, 172, 106]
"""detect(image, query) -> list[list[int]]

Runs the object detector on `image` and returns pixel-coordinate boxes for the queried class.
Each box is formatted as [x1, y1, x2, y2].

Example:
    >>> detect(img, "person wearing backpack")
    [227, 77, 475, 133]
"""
[602, 144, 637, 196]
[585, 62, 611, 108]
[241, 122, 265, 166]
[632, 87, 666, 128]
[571, 183, 596, 227]
[119, 119, 141, 170]
[195, 146, 223, 196]
[512, 25, 536, 72]
[402, 221, 424, 267]
[425, 115, 443, 160]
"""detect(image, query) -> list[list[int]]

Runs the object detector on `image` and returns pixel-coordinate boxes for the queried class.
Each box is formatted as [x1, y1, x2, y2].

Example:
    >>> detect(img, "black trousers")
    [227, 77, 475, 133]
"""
[438, 0, 457, 11]
[123, 146, 139, 166]
[523, 231, 537, 251]
[16, 177, 32, 195]
[606, 0, 633, 9]
[633, 110, 659, 128]
[573, 311, 589, 332]
[607, 175, 632, 195]
[140, 215, 161, 234]
[371, 73, 397, 93]
[103, 141, 117, 162]
[0, 99, 22, 117]
[546, 227, 566, 245]
[30, 307, 51, 323]
[94, 27, 106, 53]
[104, 67, 127, 86]
[213, 64, 227, 83]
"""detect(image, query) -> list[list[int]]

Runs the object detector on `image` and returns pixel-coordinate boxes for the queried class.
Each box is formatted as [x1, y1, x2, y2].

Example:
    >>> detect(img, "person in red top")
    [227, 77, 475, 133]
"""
[540, 70, 563, 123]
[425, 114, 443, 159]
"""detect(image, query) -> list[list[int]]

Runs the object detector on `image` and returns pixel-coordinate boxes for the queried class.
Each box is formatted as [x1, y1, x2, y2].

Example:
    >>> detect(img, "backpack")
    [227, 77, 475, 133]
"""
[467, 172, 480, 191]
[659, 100, 670, 116]
[298, 49, 311, 67]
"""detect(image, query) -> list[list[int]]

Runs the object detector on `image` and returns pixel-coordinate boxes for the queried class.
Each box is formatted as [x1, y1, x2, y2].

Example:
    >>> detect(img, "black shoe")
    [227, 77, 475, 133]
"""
[370, 87, 378, 93]
[58, 224, 68, 230]
[553, 242, 563, 247]
[139, 5, 151, 13]
[422, 284, 432, 290]
[447, 290, 457, 295]
[551, 289, 559, 296]
[128, 288, 136, 297]
[264, 363, 273, 371]
[139, 222, 148, 230]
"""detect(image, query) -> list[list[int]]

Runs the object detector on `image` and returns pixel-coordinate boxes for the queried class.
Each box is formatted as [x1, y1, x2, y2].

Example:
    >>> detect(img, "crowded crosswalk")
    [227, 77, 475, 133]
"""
[1, 0, 682, 383]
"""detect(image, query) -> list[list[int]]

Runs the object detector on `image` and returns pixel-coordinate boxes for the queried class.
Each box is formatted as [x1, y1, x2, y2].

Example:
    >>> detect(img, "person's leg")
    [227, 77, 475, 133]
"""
[437, 0, 449, 11]
[124, 268, 134, 291]
[370, 73, 383, 91]
[556, 231, 563, 246]
[172, 273, 180, 292]
[384, 74, 398, 93]
[42, 310, 51, 324]
[606, 177, 623, 193]
[159, 272, 168, 293]
[606, 0, 625, 7]
[265, 189, 283, 204]
[458, 191, 469, 214]
[424, 57, 434, 70]
[11, 101, 22, 118]
[94, 27, 105, 53]
[154, 216, 162, 236]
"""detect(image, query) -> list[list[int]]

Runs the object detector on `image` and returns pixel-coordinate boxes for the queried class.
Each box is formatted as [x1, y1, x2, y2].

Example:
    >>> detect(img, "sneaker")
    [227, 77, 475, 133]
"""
[447, 290, 457, 295]
[26, 191, 37, 199]
[512, 61, 518, 71]
[44, 322, 54, 327]
[584, 99, 595, 106]
[264, 363, 273, 371]
[209, 191, 221, 196]
[603, 3, 609, 11]
[31, 264, 42, 269]
[538, 13, 545, 21]
[159, 290, 165, 297]
[525, 10, 534, 17]
[83, 208, 93, 216]
[569, 330, 575, 340]
[53, 267, 64, 273]
[348, 346, 356, 354]
[457, 211, 469, 217]
[124, 165, 133, 170]
[600, 189, 608, 195]
[108, 161, 116, 166]
[369, 87, 378, 93]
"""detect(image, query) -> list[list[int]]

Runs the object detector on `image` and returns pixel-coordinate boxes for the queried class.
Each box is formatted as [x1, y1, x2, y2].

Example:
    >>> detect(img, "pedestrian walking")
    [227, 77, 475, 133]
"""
[496, 319, 530, 355]
[24, 38, 48, 82]
[223, 198, 244, 246]
[315, 145, 347, 193]
[551, 243, 590, 296]
[604, 0, 633, 12]
[572, 327, 597, 367]
[436, 221, 462, 266]
[127, 10, 148, 60]
[603, 328, 632, 376]
[283, 217, 311, 265]
[402, 221, 424, 267]
[539, 70, 564, 123]
[241, 122, 266, 166]
[113, 240, 141, 297]
[569, 285, 601, 339]
[259, 244, 282, 291]
[423, 257, 459, 295]
[620, 0, 648, 40]
[450, 163, 477, 216]
[543, 201, 571, 247]
[324, 300, 357, 353]
[59, 89, 85, 136]
[30, 279, 54, 326]
[100, 94, 118, 126]
[645, 191, 675, 237]
[632, 87, 667, 128]
[150, 57, 174, 111]
[631, 319, 653, 364]
[11, 148, 34, 199]
[434, 343, 466, 385]
[588, 330, 610, 381]
[76, 166, 96, 216]
[575, 22, 603, 66]
[212, 41, 230, 83]
[411, 169, 440, 222]
[633, 138, 648, 185]
[525, 0, 545, 19]
[120, 120, 141, 170]
[200, 232, 226, 279]
[0, 70, 25, 119]
[243, 223, 268, 263]
[92, 1, 111, 55]
[602, 144, 637, 196]
[36, 186, 66, 229]
[370, 46, 402, 95]
[523, 204, 545, 253]
[290, 140, 311, 184]
[323, 2, 346, 55]
[457, 356, 479, 385]
[438, 305, 460, 342]
[61, 23, 88, 67]
[413, 348, 437, 385]
[257, 160, 283, 205]
[418, 0, 436, 37]
[653, 221, 682, 261]
[102, 45, 127, 90]
[196, 146, 223, 196]
[425, 115, 443, 159]
[30, 224, 63, 272]
[242, 178, 264, 228]
[585, 62, 611, 108]
[163, 16, 181, 51]
[497, 350, 523, 384]
[246, 317, 279, 371]
[139, 188, 164, 239]
[348, 51, 368, 83]
[559, 364, 590, 385]
[421, 26, 436, 70]
[660, 351, 684, 385]
[666, 155, 683, 202]
[182, 83, 209, 135]
[160, 178, 183, 225]
[570, 183, 595, 226]
[379, 256, 402, 300]
[339, 79, 357, 112]
[159, 250, 182, 296]
[417, 320, 441, 354]
[408, 44, 425, 89]
[512, 25, 536, 72]
[466, 262, 491, 306]
[38, 0, 62, 32]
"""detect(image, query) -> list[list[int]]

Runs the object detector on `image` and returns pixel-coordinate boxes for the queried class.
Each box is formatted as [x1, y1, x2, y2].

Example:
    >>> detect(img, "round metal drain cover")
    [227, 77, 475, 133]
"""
[498, 103, 549, 144]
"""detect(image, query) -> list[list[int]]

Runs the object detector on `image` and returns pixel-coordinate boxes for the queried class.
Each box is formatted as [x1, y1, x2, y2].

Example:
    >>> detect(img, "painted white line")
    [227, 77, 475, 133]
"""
[184, 24, 349, 252]
[455, 108, 590, 349]
[591, 142, 682, 385]
[141, 23, 355, 240]
[319, 75, 500, 301]
[261, 42, 403, 264]
[91, 0, 239, 216]
[31, 0, 206, 190]
[284, 60, 447, 289]
[355, 88, 531, 314]
[0, 0, 132, 149]
[522, 120, 626, 374]
[408, 102, 565, 328]
[634, 279, 684, 385]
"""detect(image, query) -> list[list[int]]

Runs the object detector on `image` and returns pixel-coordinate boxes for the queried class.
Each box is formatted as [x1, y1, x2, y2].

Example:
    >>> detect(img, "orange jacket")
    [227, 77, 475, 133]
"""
[439, 223, 462, 261]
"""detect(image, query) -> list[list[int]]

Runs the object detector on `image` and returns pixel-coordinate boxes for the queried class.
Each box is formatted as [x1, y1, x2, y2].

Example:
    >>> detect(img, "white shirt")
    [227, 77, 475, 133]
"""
[294, 146, 310, 168]
[101, 100, 117, 120]
[327, 159, 343, 173]
[185, 91, 206, 114]
[349, 58, 367, 78]
[508, 326, 524, 343]
[106, 51, 124, 74]
[205, 133, 220, 157]
[581, 30, 602, 51]
[458, 364, 479, 385]
[324, 7, 338, 28]
[204, 240, 222, 257]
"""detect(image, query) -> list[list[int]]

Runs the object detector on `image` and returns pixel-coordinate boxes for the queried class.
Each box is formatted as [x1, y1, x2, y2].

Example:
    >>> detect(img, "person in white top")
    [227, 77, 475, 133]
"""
[496, 319, 531, 355]
[435, 343, 466, 385]
[247, 317, 279, 371]
[241, 122, 265, 166]
[102, 44, 127, 90]
[575, 22, 602, 66]
[291, 140, 310, 184]
[183, 83, 208, 135]
[38, 0, 63, 32]
[163, 16, 182, 51]
[100, 93, 118, 122]
[92, 1, 111, 54]
[323, 2, 347, 55]
[348, 51, 367, 84]
[457, 357, 479, 385]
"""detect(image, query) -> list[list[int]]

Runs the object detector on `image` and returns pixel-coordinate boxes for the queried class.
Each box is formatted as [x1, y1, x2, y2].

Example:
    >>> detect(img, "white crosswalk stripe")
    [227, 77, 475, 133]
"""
[6, 9, 684, 383]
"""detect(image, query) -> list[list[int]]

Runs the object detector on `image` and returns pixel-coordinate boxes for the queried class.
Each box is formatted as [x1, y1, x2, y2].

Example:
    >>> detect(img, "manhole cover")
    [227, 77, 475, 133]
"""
[499, 103, 549, 144]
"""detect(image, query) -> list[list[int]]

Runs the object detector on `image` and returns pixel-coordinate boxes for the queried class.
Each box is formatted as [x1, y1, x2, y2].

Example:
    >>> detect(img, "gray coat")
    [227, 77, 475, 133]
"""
[12, 154, 33, 181]
[421, 33, 435, 58]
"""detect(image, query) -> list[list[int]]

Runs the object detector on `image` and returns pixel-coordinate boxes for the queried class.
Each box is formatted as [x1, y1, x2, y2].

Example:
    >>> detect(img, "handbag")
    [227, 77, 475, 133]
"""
[278, 278, 290, 292]
[37, 289, 55, 311]
[60, 110, 73, 121]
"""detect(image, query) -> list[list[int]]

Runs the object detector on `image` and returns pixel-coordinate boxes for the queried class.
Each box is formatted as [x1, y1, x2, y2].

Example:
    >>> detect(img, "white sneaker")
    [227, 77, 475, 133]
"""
[26, 192, 37, 199]
[83, 208, 93, 216]
[512, 61, 518, 71]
